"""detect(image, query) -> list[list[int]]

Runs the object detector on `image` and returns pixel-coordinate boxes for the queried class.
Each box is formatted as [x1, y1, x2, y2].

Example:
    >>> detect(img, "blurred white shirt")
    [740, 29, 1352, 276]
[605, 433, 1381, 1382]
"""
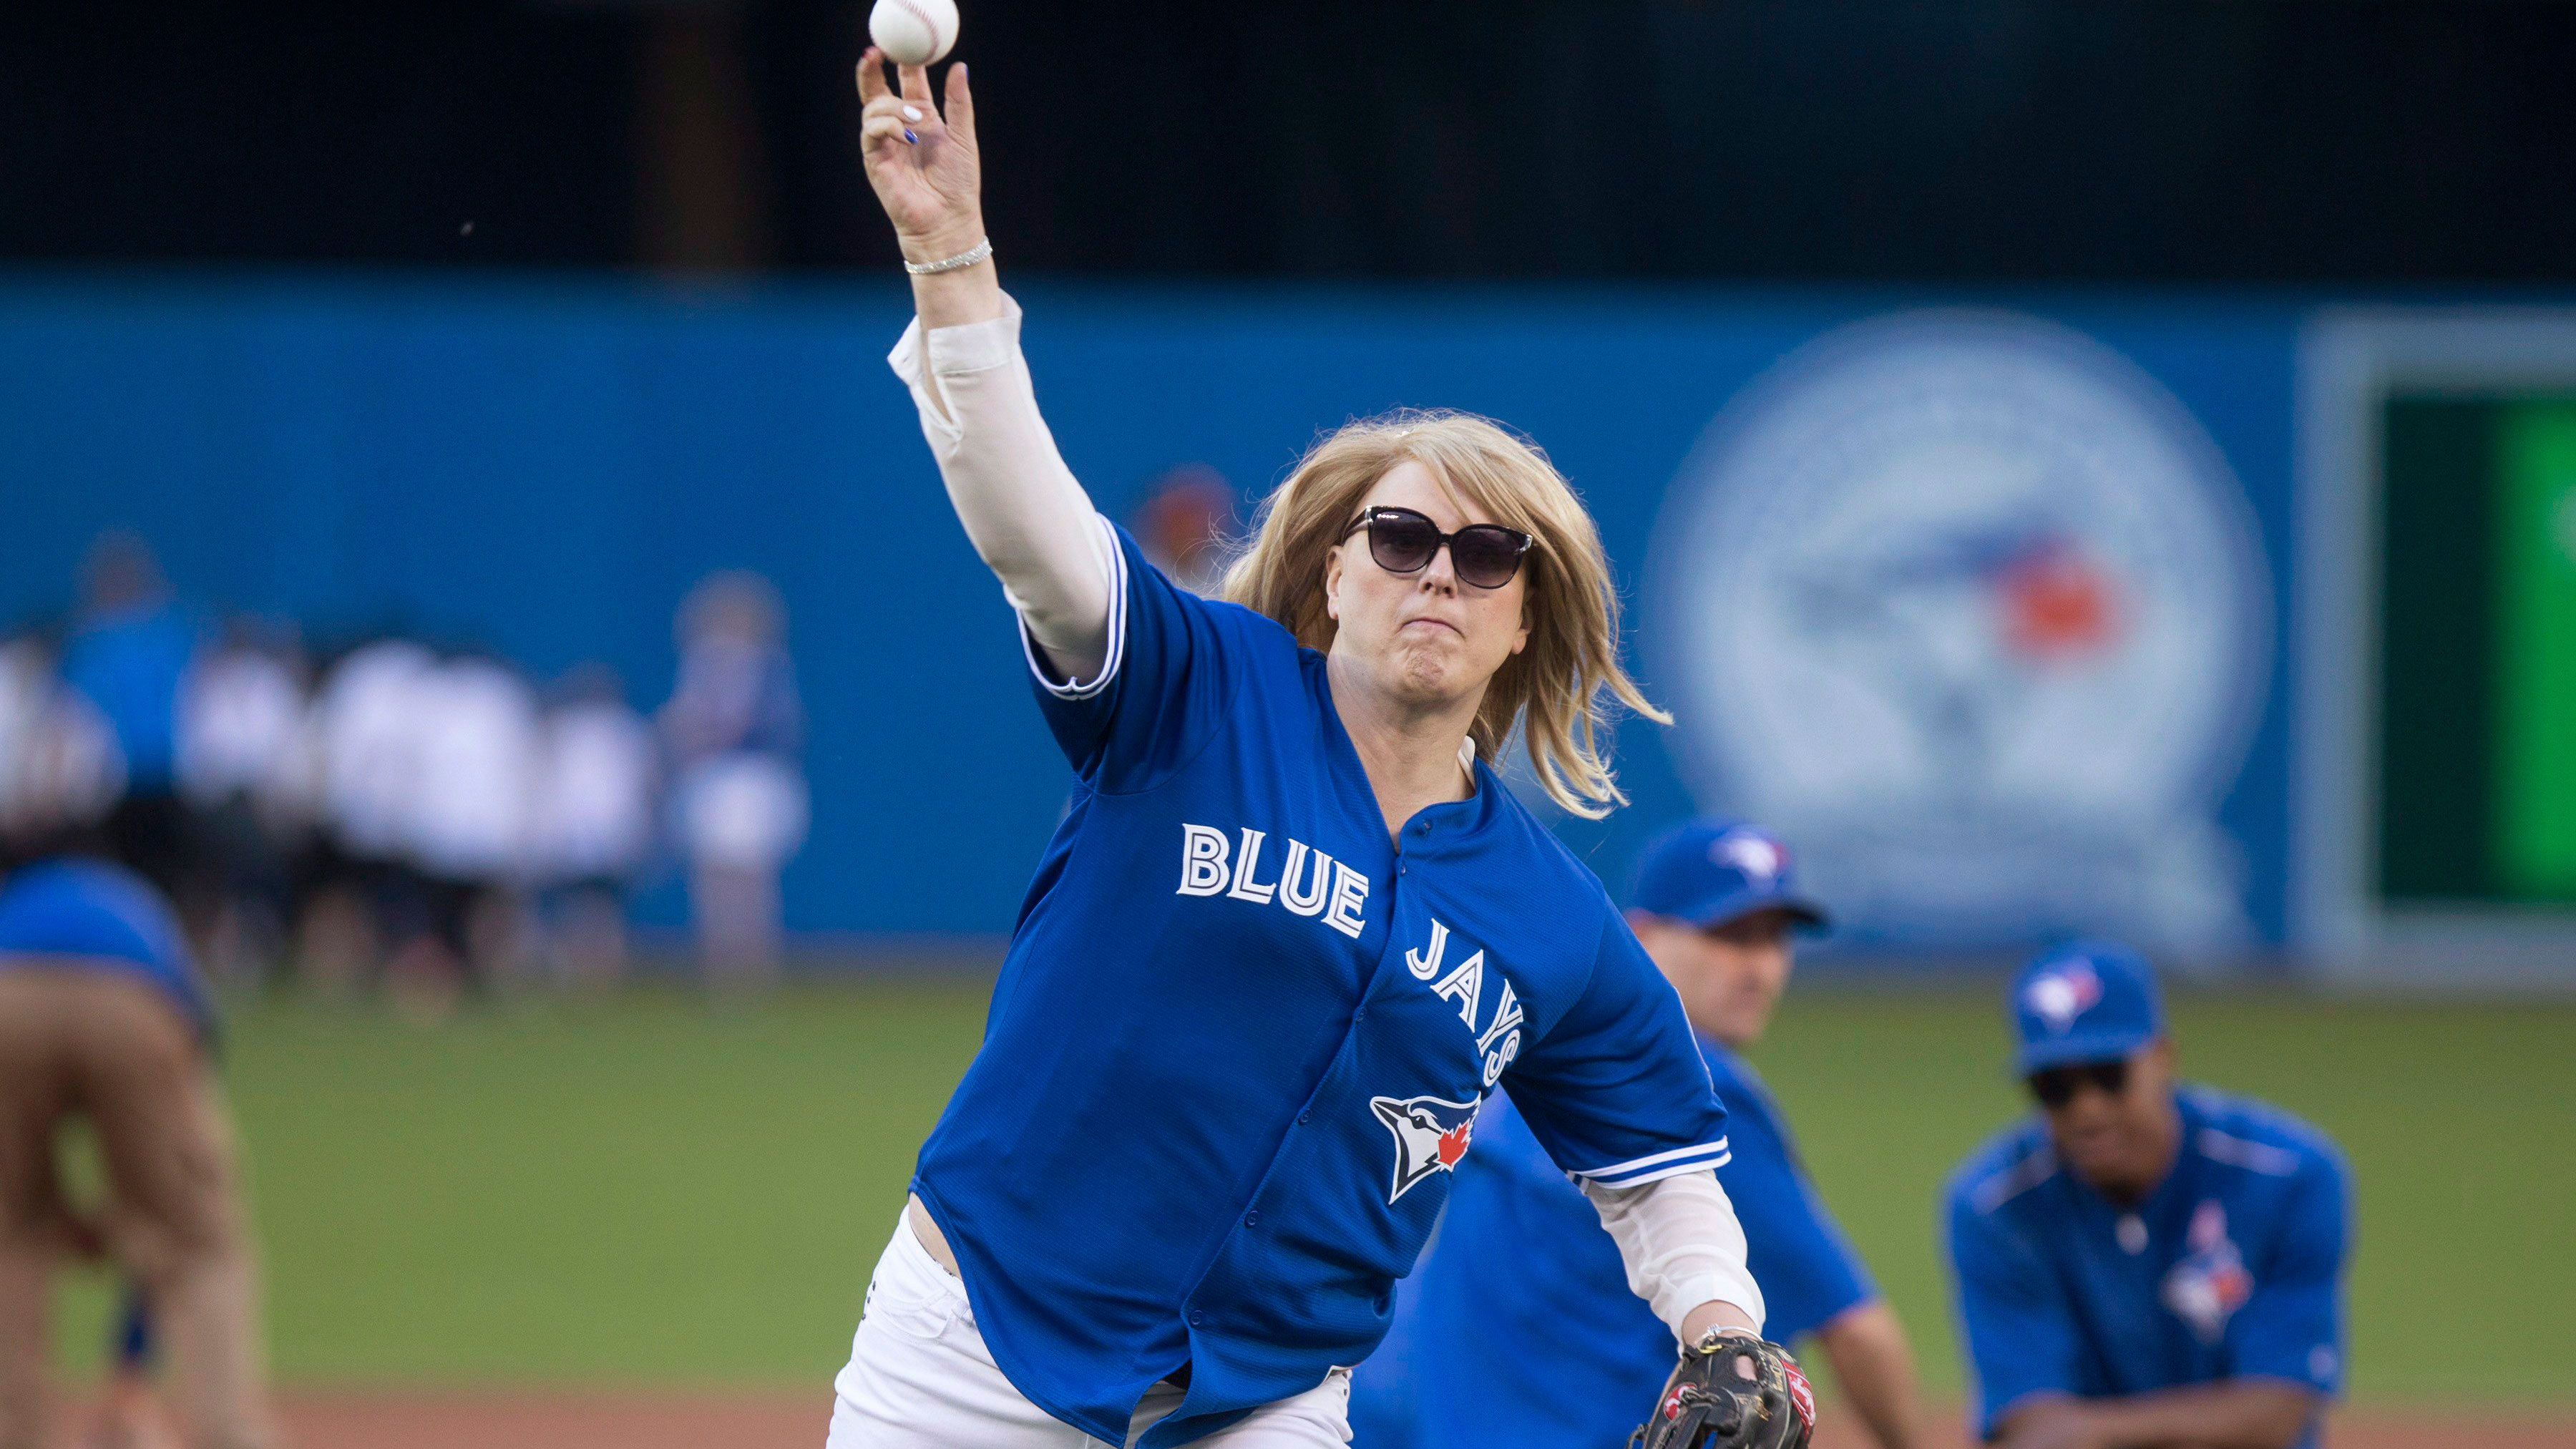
[0, 640, 126, 834]
[0, 642, 44, 829]
[675, 753, 809, 875]
[533, 698, 658, 883]
[406, 657, 541, 882]
[178, 645, 306, 809]
[317, 640, 436, 859]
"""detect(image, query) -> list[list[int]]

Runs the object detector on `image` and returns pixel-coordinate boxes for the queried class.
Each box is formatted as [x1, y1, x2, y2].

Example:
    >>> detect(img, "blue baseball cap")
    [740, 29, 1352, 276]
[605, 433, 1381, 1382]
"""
[2009, 939, 2166, 1076]
[1629, 819, 1830, 933]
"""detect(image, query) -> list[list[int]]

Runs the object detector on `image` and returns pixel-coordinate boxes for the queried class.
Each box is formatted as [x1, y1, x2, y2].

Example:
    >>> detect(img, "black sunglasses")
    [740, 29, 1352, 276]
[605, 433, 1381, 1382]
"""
[1345, 507, 1534, 590]
[2026, 1058, 2131, 1109]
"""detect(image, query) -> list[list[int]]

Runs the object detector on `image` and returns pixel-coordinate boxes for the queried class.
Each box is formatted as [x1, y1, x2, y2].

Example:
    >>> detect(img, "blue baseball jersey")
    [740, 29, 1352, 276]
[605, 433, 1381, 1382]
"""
[909, 523, 1729, 1449]
[0, 858, 214, 1041]
[62, 601, 198, 789]
[1944, 1086, 2348, 1447]
[1349, 1036, 1874, 1449]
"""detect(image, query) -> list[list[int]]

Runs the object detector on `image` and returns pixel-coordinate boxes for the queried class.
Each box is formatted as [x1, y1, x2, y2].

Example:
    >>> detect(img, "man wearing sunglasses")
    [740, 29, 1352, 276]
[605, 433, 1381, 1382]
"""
[1350, 819, 1922, 1449]
[1943, 942, 2349, 1449]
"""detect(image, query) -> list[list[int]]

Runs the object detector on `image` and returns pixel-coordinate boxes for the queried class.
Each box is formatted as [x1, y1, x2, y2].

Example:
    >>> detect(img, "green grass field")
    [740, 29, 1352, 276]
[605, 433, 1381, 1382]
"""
[47, 980, 2576, 1403]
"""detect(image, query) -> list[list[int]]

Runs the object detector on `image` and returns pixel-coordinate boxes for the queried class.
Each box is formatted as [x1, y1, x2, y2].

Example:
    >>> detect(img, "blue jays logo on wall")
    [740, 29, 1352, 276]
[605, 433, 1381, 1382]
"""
[1650, 311, 2273, 951]
[1369, 1094, 1480, 1204]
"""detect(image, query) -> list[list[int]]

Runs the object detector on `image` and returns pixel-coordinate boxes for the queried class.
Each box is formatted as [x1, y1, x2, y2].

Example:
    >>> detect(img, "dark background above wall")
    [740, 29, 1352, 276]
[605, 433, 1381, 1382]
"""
[7, 0, 2573, 281]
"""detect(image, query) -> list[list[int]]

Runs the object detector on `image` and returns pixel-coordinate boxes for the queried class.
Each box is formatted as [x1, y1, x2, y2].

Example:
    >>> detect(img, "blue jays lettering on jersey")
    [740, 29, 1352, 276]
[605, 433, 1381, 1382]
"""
[1946, 1086, 2348, 1449]
[1350, 1035, 1873, 1449]
[0, 858, 213, 1042]
[910, 522, 1728, 1449]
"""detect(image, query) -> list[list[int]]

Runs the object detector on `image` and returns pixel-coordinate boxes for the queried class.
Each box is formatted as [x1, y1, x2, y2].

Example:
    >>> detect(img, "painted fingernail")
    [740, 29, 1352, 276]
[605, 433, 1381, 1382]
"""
[903, 129, 919, 145]
[902, 105, 923, 122]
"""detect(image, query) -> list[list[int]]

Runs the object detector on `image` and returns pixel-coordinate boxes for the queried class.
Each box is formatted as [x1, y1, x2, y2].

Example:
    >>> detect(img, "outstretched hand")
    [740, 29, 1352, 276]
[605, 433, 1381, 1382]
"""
[856, 48, 982, 263]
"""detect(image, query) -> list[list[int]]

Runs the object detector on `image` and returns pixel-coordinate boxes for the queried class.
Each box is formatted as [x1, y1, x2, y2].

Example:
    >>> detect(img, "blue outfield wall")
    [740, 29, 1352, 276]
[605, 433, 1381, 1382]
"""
[0, 275, 2301, 957]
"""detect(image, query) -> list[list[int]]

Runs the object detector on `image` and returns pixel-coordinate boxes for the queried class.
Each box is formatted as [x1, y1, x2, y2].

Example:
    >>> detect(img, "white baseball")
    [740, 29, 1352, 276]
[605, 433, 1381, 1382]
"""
[869, 0, 959, 67]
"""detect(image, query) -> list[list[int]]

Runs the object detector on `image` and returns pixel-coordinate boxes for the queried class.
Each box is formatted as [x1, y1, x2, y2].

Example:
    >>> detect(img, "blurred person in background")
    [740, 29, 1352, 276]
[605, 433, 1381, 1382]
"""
[0, 638, 49, 834]
[531, 664, 658, 987]
[174, 620, 314, 987]
[301, 637, 435, 997]
[0, 633, 127, 849]
[0, 853, 277, 1449]
[1133, 464, 1236, 597]
[58, 535, 203, 908]
[1943, 942, 2348, 1449]
[1350, 819, 1923, 1449]
[385, 650, 542, 1011]
[660, 571, 805, 992]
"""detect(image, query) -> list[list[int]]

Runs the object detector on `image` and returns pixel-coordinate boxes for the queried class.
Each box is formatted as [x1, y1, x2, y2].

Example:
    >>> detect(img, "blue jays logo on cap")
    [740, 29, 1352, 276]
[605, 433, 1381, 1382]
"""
[1631, 819, 1830, 932]
[2022, 959, 2103, 1034]
[1711, 831, 1785, 882]
[2009, 939, 2165, 1075]
[1369, 1094, 1480, 1204]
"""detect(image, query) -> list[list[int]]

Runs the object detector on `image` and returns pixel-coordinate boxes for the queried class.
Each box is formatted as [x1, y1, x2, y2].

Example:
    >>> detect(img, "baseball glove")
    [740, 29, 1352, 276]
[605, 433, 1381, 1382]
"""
[1627, 1329, 1817, 1449]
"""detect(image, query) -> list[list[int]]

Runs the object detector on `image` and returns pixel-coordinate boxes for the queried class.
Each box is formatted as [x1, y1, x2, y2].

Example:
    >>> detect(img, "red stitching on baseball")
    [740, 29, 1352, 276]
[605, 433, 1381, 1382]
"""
[885, 0, 949, 64]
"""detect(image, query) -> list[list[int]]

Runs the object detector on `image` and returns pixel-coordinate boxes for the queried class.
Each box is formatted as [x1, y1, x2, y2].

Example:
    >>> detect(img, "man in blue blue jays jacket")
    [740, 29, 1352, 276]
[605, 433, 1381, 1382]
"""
[1944, 942, 2348, 1449]
[1350, 819, 1923, 1449]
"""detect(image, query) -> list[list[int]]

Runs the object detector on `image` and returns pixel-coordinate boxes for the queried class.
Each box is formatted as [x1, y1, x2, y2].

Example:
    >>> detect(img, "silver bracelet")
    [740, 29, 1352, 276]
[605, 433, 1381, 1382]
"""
[904, 237, 994, 275]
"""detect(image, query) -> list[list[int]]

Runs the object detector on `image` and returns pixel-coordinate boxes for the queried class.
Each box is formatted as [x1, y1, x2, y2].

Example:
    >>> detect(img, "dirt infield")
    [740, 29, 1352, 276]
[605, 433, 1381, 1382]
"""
[231, 1391, 2575, 1449]
[277, 1390, 825, 1448]
[44, 1389, 2576, 1448]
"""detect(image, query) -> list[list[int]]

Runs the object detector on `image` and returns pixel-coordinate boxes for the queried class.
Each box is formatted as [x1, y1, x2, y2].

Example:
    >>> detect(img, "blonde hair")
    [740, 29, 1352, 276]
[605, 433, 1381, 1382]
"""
[1221, 409, 1669, 820]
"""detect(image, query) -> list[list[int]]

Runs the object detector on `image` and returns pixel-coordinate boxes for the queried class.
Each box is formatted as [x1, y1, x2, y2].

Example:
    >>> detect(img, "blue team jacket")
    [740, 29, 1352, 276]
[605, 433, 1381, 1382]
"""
[909, 524, 1729, 1449]
[1945, 1086, 2349, 1448]
[0, 858, 214, 1041]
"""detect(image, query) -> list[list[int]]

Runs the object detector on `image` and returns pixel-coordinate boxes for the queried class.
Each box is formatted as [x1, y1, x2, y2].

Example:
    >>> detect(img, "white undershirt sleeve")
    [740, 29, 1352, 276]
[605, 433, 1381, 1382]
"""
[1581, 1168, 1767, 1342]
[887, 293, 1115, 684]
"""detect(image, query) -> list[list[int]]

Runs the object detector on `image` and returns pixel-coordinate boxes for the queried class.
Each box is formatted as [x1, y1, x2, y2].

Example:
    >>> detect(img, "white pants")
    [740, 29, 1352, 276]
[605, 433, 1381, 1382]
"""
[826, 1213, 1352, 1449]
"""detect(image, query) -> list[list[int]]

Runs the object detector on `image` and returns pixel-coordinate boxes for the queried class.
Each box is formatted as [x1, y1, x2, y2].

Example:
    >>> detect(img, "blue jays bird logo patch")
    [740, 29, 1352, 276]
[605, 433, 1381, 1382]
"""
[2161, 1199, 2254, 1345]
[1369, 1095, 1481, 1204]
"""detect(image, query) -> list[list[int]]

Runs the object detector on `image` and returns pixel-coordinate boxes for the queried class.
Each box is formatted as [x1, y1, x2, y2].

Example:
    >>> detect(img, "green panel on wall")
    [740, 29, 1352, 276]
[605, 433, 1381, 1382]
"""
[2495, 405, 2576, 898]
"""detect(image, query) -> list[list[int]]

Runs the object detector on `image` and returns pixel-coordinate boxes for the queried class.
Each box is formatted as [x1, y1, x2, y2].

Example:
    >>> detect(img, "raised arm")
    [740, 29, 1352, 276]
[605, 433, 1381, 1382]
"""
[855, 51, 1111, 683]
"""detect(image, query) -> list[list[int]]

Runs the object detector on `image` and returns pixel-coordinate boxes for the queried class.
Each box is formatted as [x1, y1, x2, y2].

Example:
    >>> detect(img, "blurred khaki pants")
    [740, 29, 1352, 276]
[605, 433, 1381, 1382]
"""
[0, 967, 275, 1449]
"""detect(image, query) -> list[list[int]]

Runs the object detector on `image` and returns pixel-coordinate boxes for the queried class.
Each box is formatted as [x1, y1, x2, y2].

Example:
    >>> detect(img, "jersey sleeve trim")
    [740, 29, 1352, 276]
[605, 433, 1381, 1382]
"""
[2194, 1127, 2304, 1176]
[1575, 1137, 1733, 1189]
[1020, 514, 1128, 701]
[1968, 1144, 2061, 1214]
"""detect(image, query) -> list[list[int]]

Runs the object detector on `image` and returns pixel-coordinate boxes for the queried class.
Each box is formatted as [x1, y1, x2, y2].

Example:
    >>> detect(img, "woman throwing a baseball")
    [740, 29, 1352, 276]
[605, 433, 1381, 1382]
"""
[834, 49, 1803, 1449]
